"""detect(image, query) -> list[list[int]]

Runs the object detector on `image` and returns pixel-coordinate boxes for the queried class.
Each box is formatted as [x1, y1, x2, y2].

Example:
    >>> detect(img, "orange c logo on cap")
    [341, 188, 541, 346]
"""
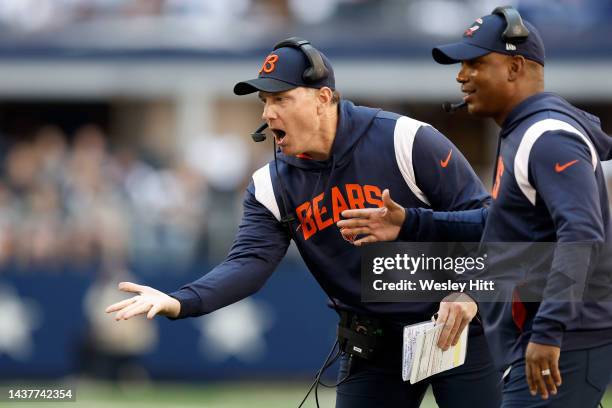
[259, 54, 279, 74]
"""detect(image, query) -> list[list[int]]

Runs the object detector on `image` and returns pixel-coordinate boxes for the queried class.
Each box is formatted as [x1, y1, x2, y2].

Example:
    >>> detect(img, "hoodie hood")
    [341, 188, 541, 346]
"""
[502, 92, 612, 161]
[277, 99, 380, 170]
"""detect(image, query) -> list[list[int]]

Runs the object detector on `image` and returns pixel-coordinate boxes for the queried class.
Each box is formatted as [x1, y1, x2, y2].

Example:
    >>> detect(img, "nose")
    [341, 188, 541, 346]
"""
[456, 62, 468, 84]
[262, 102, 277, 121]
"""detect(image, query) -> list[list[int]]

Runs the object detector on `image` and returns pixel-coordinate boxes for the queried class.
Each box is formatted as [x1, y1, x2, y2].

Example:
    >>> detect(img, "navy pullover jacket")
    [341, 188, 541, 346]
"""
[170, 99, 489, 325]
[400, 92, 612, 367]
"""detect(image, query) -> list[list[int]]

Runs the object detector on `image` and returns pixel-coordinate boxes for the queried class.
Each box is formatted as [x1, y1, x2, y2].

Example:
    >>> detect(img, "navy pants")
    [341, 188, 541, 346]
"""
[501, 343, 612, 408]
[335, 332, 502, 408]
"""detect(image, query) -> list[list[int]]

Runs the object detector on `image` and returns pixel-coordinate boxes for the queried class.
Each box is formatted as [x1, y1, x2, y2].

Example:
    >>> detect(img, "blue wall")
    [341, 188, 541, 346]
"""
[0, 258, 338, 380]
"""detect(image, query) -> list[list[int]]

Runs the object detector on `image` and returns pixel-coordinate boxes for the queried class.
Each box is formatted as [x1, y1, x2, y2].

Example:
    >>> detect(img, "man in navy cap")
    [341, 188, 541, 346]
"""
[106, 38, 502, 406]
[433, 9, 612, 407]
[339, 7, 612, 408]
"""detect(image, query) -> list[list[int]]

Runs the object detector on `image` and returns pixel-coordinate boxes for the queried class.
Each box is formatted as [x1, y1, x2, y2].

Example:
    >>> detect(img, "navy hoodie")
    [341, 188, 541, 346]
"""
[400, 92, 612, 367]
[170, 99, 489, 325]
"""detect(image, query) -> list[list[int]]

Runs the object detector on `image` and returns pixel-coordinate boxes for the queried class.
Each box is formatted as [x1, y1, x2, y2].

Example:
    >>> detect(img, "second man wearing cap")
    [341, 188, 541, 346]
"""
[339, 8, 612, 408]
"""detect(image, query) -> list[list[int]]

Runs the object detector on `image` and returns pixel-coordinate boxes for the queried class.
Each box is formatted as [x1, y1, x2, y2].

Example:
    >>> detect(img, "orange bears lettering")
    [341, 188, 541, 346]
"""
[296, 184, 383, 240]
[295, 201, 316, 240]
[312, 192, 334, 231]
[346, 184, 366, 209]
[331, 186, 349, 221]
[363, 185, 383, 207]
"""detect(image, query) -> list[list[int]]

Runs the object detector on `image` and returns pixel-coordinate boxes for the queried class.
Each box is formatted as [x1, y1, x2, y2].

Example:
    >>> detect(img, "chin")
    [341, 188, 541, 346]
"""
[278, 145, 295, 156]
[467, 104, 486, 117]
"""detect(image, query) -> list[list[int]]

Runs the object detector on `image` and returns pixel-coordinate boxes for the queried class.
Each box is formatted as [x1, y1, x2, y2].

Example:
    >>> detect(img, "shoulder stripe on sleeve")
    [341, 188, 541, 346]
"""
[514, 118, 598, 206]
[252, 164, 281, 221]
[393, 116, 431, 206]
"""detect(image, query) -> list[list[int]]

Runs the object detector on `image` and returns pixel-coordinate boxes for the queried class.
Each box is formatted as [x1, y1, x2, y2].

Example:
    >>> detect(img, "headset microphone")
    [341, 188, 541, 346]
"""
[251, 122, 268, 142]
[442, 100, 467, 113]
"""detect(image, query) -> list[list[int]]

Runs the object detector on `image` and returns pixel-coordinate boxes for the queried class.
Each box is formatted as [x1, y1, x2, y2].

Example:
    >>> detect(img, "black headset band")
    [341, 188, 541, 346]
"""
[492, 6, 530, 44]
[272, 36, 329, 83]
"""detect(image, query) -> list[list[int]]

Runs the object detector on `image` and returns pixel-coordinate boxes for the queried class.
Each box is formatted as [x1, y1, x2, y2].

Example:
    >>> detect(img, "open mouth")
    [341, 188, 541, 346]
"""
[271, 129, 286, 143]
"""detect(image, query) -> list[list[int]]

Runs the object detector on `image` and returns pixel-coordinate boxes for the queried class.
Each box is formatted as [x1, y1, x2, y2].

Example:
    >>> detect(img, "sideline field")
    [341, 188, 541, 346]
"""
[1, 382, 610, 407]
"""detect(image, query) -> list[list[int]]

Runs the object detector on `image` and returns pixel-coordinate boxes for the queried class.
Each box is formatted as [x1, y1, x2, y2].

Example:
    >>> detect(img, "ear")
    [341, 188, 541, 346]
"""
[508, 55, 525, 82]
[316, 87, 333, 108]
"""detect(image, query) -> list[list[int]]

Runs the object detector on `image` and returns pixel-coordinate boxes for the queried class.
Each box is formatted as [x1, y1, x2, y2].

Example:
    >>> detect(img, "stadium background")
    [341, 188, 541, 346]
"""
[0, 0, 611, 406]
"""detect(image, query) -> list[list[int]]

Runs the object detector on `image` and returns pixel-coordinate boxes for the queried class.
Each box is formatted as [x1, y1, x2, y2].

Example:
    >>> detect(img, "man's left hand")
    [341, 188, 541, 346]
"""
[525, 342, 562, 400]
[435, 292, 478, 350]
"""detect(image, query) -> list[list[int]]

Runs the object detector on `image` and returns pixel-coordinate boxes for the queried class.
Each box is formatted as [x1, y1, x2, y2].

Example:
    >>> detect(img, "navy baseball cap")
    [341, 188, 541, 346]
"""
[233, 46, 335, 95]
[432, 13, 545, 66]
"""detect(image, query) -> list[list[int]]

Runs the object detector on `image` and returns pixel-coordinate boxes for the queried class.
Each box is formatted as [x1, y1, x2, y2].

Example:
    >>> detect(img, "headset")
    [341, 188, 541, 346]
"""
[443, 6, 530, 113]
[273, 37, 329, 83]
[491, 5, 530, 44]
[251, 37, 329, 142]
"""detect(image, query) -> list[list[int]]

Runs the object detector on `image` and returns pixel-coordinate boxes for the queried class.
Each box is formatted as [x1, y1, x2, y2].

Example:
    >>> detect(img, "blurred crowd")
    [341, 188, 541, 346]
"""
[0, 0, 360, 32]
[1, 0, 610, 38]
[0, 124, 208, 271]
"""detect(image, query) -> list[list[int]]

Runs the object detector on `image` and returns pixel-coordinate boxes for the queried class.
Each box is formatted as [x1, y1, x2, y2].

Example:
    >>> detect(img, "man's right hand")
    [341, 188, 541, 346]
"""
[105, 282, 181, 320]
[336, 189, 406, 246]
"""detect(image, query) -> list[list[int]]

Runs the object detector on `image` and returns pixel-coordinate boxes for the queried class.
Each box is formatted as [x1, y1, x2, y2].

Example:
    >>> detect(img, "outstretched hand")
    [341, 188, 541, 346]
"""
[336, 189, 406, 246]
[105, 282, 181, 320]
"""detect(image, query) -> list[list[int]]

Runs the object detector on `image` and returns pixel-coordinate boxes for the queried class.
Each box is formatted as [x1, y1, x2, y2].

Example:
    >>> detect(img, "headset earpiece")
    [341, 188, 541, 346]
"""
[492, 6, 530, 44]
[273, 37, 329, 83]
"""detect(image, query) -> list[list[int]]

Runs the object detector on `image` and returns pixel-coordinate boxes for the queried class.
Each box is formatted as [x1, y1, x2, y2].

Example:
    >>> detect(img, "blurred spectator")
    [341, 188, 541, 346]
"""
[184, 133, 249, 260]
[0, 181, 17, 265]
[33, 125, 68, 186]
[15, 182, 63, 269]
[63, 125, 125, 266]
[5, 142, 39, 194]
[0, 123, 209, 272]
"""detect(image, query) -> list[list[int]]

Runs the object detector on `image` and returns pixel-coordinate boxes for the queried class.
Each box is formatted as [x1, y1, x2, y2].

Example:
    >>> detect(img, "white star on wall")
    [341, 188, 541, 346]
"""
[0, 285, 41, 361]
[193, 298, 274, 363]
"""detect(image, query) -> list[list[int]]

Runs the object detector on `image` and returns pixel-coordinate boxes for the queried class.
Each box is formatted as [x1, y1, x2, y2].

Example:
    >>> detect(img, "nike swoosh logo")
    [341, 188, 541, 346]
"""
[555, 159, 579, 173]
[440, 149, 453, 168]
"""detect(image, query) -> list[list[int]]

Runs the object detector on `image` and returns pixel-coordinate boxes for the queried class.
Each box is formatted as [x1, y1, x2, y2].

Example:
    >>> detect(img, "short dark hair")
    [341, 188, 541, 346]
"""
[331, 89, 341, 104]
